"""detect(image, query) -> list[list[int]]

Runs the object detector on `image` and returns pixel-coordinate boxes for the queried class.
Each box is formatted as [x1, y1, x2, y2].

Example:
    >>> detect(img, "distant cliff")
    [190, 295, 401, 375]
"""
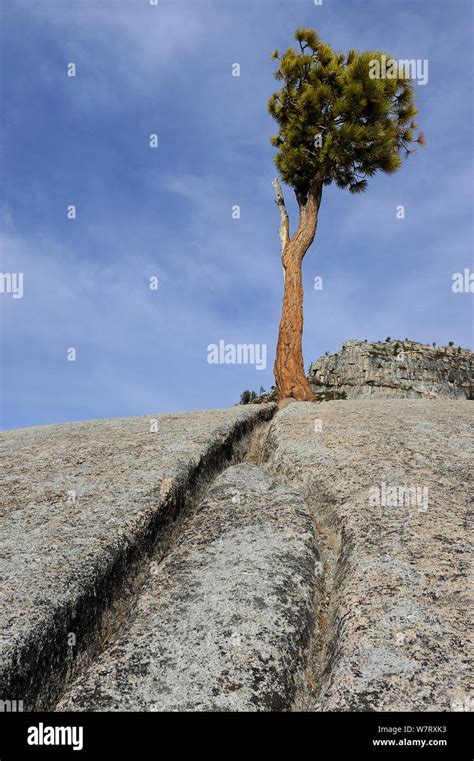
[309, 339, 473, 400]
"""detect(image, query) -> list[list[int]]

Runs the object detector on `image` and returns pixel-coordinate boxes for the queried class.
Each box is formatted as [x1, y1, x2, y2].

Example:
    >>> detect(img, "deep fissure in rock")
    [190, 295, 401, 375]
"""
[6, 409, 277, 711]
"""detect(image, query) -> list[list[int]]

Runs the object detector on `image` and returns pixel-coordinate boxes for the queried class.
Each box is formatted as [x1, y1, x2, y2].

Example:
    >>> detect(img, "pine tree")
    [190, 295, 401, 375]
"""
[269, 28, 424, 400]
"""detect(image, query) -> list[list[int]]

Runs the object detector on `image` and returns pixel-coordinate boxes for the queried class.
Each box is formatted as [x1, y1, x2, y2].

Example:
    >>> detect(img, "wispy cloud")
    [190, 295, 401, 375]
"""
[1, 0, 472, 428]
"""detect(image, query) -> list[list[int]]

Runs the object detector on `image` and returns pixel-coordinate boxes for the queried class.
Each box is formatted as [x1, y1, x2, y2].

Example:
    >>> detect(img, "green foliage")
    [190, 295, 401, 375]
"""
[239, 388, 277, 405]
[269, 28, 424, 196]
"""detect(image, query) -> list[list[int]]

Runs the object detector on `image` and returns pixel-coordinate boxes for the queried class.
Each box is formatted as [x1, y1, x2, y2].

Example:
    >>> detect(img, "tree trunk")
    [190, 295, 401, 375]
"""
[274, 182, 323, 401]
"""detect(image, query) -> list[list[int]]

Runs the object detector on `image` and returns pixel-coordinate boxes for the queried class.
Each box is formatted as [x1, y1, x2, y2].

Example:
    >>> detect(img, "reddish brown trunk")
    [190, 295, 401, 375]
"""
[274, 184, 322, 401]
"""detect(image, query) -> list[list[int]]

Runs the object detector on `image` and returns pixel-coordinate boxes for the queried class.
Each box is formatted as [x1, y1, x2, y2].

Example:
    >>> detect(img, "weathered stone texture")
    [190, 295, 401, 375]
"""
[57, 464, 318, 711]
[309, 339, 473, 400]
[262, 400, 473, 711]
[0, 405, 275, 709]
[1, 398, 471, 713]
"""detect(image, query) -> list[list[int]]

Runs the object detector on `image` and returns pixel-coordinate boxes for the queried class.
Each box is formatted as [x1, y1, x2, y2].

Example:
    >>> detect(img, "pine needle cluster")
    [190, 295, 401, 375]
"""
[269, 28, 425, 197]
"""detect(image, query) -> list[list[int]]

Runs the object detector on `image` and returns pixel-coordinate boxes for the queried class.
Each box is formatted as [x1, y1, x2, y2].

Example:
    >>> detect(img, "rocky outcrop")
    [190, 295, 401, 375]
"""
[309, 339, 473, 400]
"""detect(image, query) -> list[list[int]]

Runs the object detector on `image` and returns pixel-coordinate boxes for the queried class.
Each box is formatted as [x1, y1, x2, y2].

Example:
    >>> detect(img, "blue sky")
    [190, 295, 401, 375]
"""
[1, 0, 473, 429]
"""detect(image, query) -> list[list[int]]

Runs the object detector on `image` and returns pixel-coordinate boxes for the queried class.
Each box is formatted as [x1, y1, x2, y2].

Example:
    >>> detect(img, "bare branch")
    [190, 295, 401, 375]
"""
[272, 177, 290, 254]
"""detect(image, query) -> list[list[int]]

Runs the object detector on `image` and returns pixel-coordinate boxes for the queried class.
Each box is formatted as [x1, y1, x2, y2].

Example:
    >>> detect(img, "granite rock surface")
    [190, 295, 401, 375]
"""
[57, 464, 318, 711]
[0, 405, 275, 709]
[1, 399, 471, 712]
[309, 340, 473, 400]
[262, 399, 473, 711]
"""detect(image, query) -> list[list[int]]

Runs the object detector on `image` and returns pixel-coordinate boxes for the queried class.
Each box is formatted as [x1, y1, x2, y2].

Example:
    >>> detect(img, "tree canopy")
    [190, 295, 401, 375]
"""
[268, 28, 424, 198]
